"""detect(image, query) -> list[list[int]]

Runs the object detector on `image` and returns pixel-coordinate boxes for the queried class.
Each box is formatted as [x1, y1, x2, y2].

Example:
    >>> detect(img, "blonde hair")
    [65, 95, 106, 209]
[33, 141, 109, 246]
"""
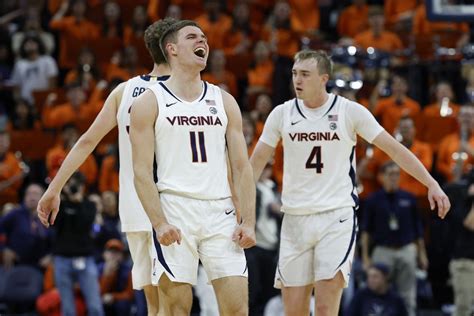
[294, 49, 333, 77]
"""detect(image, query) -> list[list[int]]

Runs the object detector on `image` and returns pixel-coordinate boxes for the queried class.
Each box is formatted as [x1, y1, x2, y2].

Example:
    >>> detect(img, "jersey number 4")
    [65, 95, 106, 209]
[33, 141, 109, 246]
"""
[190, 131, 207, 163]
[306, 146, 324, 173]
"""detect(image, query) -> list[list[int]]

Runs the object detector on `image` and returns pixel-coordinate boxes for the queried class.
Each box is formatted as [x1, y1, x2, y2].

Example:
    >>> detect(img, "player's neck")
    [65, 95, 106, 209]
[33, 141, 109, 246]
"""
[303, 92, 329, 109]
[165, 71, 203, 102]
[149, 63, 170, 77]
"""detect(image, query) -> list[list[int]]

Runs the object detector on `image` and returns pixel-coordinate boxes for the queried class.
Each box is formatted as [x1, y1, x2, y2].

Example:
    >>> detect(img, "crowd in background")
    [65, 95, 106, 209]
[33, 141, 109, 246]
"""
[0, 0, 473, 315]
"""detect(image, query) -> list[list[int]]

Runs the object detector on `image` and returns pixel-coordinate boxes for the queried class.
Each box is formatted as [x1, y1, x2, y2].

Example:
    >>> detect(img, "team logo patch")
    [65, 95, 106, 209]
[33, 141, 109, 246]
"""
[329, 122, 337, 130]
[209, 106, 217, 114]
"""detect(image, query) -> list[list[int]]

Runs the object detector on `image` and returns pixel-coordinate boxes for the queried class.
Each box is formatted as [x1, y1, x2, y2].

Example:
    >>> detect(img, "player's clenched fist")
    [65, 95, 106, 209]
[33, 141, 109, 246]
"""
[232, 224, 256, 249]
[155, 223, 182, 246]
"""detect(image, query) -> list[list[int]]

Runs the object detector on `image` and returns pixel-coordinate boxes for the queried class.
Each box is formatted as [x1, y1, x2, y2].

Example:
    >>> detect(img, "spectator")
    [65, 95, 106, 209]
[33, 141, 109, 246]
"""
[384, 0, 417, 31]
[288, 0, 319, 34]
[242, 113, 258, 156]
[52, 172, 104, 316]
[11, 98, 41, 130]
[373, 74, 421, 135]
[99, 239, 134, 316]
[9, 35, 58, 105]
[42, 81, 99, 131]
[101, 1, 123, 41]
[246, 163, 281, 315]
[361, 161, 428, 316]
[337, 0, 369, 38]
[124, 5, 149, 46]
[421, 81, 460, 152]
[0, 183, 51, 268]
[223, 2, 256, 57]
[0, 130, 24, 203]
[353, 5, 404, 53]
[361, 116, 433, 199]
[65, 47, 101, 94]
[444, 171, 474, 316]
[346, 263, 408, 316]
[195, 0, 232, 50]
[106, 46, 147, 82]
[247, 41, 274, 97]
[99, 145, 119, 193]
[94, 191, 122, 258]
[11, 7, 55, 56]
[251, 93, 273, 139]
[437, 106, 474, 183]
[46, 124, 98, 186]
[49, 0, 100, 69]
[202, 49, 238, 98]
[165, 4, 182, 20]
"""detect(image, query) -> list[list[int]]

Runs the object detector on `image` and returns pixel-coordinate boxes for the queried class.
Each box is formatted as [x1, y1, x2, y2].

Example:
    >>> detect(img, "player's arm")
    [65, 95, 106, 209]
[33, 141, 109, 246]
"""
[222, 90, 256, 249]
[250, 105, 281, 181]
[372, 131, 450, 218]
[349, 101, 450, 218]
[250, 142, 275, 182]
[37, 82, 125, 227]
[130, 90, 181, 246]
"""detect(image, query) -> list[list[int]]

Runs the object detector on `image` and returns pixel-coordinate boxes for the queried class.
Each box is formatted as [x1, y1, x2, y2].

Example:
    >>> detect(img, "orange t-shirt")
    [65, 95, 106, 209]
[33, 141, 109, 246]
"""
[437, 133, 474, 182]
[288, 0, 320, 33]
[354, 30, 404, 53]
[46, 145, 98, 185]
[337, 4, 369, 38]
[0, 152, 23, 202]
[420, 103, 460, 152]
[99, 155, 119, 193]
[106, 64, 148, 82]
[42, 102, 99, 132]
[384, 0, 417, 25]
[195, 14, 233, 50]
[373, 96, 421, 134]
[262, 27, 299, 59]
[202, 71, 238, 98]
[247, 59, 274, 92]
[49, 17, 100, 68]
[367, 141, 433, 197]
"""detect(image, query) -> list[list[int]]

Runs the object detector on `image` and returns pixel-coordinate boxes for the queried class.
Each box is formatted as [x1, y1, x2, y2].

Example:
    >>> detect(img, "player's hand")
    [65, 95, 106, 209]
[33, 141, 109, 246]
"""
[427, 183, 450, 219]
[37, 189, 61, 227]
[232, 224, 256, 249]
[155, 223, 182, 246]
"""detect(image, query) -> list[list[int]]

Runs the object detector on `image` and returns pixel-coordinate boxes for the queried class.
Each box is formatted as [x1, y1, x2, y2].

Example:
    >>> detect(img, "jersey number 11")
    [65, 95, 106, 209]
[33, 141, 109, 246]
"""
[190, 131, 207, 163]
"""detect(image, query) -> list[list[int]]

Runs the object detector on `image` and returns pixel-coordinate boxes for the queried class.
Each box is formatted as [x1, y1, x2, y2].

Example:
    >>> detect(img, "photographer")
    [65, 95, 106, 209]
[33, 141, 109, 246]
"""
[52, 172, 104, 316]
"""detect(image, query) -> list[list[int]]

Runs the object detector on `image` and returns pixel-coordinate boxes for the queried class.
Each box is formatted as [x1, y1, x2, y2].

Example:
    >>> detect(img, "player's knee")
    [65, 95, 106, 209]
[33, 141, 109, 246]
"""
[315, 301, 333, 316]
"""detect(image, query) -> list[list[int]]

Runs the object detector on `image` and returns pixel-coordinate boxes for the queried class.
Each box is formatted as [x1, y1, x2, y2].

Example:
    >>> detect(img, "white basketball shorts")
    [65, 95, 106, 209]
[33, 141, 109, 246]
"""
[275, 207, 357, 288]
[126, 231, 159, 290]
[153, 193, 248, 285]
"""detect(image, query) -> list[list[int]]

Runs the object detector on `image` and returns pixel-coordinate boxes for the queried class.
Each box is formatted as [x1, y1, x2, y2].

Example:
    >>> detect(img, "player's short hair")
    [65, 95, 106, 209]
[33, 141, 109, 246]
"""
[294, 49, 333, 77]
[144, 18, 177, 65]
[159, 20, 200, 59]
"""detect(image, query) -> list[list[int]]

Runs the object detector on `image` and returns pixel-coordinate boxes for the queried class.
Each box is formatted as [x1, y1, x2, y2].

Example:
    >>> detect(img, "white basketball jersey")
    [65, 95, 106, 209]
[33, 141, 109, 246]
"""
[149, 81, 232, 200]
[278, 95, 358, 214]
[117, 75, 165, 232]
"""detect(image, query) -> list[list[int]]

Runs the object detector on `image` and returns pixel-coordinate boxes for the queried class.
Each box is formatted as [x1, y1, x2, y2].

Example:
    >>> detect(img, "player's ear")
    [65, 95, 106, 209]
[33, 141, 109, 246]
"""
[321, 73, 330, 85]
[166, 42, 178, 57]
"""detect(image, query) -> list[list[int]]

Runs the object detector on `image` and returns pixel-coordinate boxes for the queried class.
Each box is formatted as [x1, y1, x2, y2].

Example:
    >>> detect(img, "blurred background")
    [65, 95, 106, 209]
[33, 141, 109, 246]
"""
[0, 0, 474, 315]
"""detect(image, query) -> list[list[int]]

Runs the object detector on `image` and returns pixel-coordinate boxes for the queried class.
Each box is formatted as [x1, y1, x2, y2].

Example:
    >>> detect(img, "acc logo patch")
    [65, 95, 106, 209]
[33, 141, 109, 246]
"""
[329, 122, 337, 130]
[209, 107, 217, 114]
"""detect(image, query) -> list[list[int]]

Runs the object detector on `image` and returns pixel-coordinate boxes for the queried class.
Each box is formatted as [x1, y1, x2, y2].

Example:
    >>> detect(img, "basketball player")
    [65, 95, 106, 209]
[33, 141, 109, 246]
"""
[129, 20, 255, 316]
[249, 50, 450, 316]
[37, 19, 177, 315]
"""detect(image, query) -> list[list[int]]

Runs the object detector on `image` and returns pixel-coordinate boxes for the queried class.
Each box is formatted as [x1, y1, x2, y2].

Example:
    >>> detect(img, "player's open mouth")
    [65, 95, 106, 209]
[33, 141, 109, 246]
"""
[194, 47, 206, 58]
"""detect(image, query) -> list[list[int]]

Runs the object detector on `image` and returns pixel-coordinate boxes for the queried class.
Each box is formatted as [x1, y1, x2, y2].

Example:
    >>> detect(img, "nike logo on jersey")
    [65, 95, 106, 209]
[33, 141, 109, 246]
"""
[166, 102, 178, 107]
[339, 218, 349, 223]
[291, 120, 303, 126]
[225, 209, 235, 215]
